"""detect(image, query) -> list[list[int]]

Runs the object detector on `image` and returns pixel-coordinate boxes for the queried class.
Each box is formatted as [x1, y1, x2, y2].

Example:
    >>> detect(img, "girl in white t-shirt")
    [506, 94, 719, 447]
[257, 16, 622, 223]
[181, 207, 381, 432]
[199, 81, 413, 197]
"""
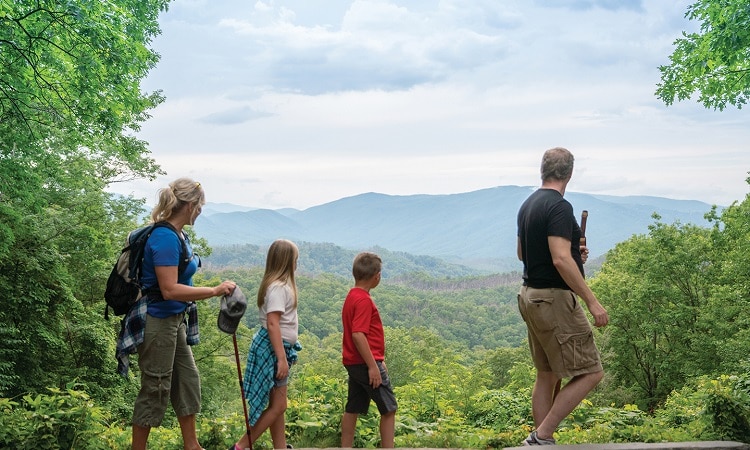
[232, 239, 300, 450]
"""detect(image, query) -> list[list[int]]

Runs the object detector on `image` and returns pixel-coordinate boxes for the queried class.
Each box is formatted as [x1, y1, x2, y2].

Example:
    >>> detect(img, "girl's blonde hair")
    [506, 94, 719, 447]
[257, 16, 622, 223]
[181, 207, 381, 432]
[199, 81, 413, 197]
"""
[257, 239, 299, 308]
[151, 177, 205, 223]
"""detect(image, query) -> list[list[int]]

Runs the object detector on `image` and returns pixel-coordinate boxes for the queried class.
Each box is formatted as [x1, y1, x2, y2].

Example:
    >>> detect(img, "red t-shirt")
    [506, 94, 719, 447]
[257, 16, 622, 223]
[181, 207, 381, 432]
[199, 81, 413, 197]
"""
[341, 287, 385, 366]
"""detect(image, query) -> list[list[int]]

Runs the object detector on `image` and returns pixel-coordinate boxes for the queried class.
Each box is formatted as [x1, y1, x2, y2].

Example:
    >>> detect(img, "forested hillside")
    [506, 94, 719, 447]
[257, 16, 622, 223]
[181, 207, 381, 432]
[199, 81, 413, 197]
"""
[204, 241, 487, 278]
[200, 266, 525, 350]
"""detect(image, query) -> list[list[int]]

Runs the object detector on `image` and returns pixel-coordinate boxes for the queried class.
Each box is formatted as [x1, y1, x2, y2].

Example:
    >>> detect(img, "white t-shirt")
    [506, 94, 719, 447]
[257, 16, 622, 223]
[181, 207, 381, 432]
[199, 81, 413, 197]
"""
[259, 281, 299, 343]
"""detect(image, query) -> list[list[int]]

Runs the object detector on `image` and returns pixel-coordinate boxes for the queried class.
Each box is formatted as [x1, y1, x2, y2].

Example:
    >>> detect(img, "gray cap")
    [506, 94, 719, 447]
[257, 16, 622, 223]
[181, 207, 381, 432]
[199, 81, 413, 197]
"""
[218, 286, 247, 334]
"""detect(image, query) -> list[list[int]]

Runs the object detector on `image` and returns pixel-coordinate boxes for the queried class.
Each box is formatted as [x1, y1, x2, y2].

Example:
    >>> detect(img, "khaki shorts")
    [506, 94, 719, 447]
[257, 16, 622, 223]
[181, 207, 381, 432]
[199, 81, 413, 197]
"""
[133, 313, 201, 427]
[518, 286, 602, 379]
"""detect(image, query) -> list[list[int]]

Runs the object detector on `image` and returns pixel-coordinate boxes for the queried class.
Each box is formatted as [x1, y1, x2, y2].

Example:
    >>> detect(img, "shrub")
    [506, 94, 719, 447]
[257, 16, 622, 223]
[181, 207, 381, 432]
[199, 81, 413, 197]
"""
[465, 389, 531, 429]
[0, 387, 111, 449]
[701, 375, 750, 442]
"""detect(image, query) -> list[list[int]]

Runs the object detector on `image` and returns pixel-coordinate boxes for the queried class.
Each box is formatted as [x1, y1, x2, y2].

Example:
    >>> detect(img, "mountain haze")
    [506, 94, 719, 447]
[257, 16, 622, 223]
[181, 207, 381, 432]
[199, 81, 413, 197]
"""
[194, 186, 717, 271]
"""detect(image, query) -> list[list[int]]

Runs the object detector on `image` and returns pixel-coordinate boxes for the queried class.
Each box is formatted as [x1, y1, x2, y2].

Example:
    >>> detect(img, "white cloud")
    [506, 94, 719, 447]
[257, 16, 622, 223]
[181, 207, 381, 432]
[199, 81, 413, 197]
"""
[117, 0, 750, 210]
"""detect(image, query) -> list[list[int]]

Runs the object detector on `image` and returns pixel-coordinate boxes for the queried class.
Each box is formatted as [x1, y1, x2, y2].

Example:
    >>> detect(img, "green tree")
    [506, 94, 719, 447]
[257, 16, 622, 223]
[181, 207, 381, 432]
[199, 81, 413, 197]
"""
[704, 187, 750, 372]
[0, 0, 170, 398]
[385, 326, 468, 388]
[296, 273, 348, 339]
[592, 217, 715, 409]
[480, 345, 529, 390]
[656, 0, 750, 110]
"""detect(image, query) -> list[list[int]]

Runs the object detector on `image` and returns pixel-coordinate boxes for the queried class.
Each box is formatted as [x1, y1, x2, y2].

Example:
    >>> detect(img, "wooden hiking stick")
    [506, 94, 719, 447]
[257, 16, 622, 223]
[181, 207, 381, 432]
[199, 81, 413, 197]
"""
[580, 210, 588, 247]
[233, 334, 253, 450]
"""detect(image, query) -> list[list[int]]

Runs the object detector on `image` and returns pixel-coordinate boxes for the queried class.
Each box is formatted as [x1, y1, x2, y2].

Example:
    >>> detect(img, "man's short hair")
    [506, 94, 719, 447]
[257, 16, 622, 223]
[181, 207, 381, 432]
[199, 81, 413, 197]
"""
[352, 252, 382, 281]
[541, 147, 574, 182]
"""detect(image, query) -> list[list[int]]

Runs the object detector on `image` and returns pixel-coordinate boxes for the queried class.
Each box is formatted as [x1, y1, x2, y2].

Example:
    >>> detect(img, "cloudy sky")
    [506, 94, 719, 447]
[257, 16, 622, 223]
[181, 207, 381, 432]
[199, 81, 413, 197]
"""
[111, 0, 750, 210]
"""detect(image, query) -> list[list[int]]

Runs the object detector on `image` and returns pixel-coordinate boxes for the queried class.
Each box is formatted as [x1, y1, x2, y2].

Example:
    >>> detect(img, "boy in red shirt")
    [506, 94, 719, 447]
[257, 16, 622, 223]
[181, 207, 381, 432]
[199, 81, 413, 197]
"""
[341, 252, 398, 448]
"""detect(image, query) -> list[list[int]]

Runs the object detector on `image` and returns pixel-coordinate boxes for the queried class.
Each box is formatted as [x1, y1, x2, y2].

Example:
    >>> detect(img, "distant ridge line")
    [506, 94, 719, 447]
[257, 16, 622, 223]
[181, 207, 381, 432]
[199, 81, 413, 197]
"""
[195, 186, 717, 271]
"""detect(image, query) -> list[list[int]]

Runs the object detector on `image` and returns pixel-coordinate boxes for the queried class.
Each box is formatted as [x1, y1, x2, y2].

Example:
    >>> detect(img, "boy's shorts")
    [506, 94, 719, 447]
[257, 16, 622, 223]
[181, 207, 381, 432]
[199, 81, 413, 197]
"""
[344, 361, 398, 415]
[518, 286, 603, 379]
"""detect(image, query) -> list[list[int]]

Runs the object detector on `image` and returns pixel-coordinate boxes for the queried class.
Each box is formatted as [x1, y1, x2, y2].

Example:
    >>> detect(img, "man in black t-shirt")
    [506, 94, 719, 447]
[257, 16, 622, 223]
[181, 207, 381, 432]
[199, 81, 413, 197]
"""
[516, 147, 609, 446]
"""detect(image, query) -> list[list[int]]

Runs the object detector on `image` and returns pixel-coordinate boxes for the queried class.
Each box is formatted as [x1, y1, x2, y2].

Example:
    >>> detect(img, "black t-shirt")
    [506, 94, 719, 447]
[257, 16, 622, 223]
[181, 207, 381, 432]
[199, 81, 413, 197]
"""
[517, 188, 583, 289]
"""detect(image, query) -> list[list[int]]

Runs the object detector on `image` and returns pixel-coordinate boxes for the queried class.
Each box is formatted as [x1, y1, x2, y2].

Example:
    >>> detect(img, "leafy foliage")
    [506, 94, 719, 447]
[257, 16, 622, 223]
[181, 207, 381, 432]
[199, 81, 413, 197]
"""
[1, 0, 167, 150]
[701, 375, 750, 442]
[592, 188, 750, 411]
[2, 308, 750, 448]
[591, 217, 715, 409]
[0, 386, 112, 449]
[202, 267, 526, 351]
[656, 0, 750, 110]
[0, 0, 167, 401]
[704, 191, 750, 374]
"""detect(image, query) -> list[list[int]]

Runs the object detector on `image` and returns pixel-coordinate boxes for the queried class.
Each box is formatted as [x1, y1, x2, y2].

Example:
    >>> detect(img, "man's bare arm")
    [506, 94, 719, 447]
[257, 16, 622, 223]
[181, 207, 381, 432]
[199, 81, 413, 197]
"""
[548, 236, 608, 327]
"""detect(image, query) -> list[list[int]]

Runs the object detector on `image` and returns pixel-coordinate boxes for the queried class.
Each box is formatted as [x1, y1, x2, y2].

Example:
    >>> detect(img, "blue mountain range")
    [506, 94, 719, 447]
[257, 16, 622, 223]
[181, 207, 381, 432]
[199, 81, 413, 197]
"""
[194, 185, 718, 271]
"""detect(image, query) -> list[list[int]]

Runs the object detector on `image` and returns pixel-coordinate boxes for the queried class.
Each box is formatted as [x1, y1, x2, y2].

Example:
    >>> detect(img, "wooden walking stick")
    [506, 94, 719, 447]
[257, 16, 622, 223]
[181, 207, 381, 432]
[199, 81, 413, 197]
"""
[580, 210, 588, 247]
[233, 334, 253, 450]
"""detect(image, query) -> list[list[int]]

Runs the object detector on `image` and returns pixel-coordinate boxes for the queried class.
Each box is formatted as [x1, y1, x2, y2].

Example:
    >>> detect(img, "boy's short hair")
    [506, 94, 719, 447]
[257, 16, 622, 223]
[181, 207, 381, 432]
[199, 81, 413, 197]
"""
[352, 252, 382, 281]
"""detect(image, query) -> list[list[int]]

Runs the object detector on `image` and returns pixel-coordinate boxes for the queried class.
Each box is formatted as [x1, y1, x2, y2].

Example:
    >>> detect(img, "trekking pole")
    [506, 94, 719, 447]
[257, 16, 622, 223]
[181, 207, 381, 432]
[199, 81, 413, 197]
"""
[233, 333, 253, 450]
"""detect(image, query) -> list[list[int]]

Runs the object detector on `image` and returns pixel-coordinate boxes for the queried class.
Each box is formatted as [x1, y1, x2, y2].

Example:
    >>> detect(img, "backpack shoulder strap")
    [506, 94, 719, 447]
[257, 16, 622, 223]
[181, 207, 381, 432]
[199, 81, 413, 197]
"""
[152, 221, 191, 276]
[141, 222, 194, 300]
[126, 223, 157, 280]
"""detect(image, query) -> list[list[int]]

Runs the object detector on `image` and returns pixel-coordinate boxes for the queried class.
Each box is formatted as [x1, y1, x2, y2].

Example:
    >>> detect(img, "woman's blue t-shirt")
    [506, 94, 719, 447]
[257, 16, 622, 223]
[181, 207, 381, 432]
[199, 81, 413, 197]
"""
[141, 226, 199, 318]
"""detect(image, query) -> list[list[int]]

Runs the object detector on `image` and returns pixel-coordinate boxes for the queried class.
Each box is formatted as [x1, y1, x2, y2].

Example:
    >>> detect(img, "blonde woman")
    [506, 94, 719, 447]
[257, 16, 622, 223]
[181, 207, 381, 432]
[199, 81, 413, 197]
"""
[231, 239, 302, 450]
[116, 177, 236, 450]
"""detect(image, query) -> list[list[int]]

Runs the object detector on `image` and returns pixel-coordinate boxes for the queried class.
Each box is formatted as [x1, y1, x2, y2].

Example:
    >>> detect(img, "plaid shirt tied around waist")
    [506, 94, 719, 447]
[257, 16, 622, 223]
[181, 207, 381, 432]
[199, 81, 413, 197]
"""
[242, 326, 302, 426]
[115, 297, 199, 377]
